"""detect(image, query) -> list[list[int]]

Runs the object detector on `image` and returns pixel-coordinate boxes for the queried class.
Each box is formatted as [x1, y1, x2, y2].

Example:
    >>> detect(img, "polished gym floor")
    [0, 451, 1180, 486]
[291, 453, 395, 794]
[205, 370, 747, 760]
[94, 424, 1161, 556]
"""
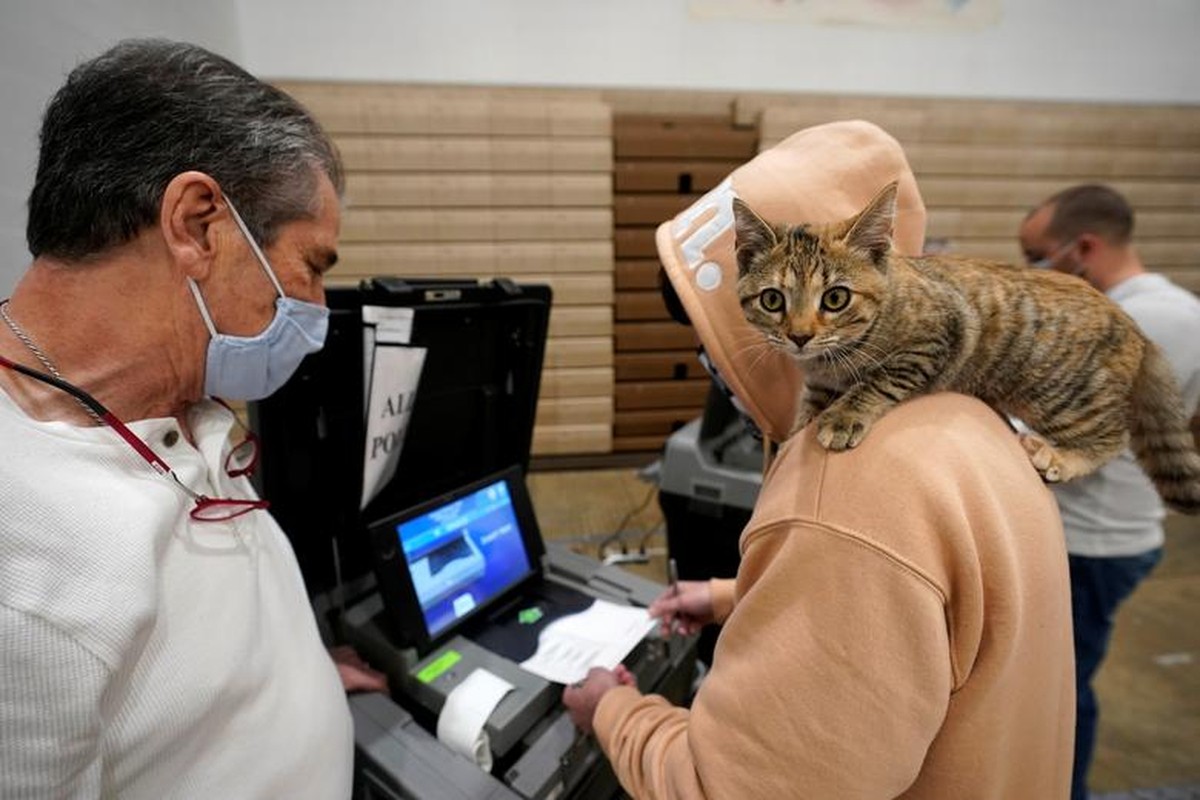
[527, 467, 1200, 796]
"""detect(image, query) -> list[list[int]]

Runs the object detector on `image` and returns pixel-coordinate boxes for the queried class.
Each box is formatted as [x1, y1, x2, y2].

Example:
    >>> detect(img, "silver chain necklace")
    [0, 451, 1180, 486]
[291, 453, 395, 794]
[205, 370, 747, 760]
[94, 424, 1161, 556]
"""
[0, 299, 104, 423]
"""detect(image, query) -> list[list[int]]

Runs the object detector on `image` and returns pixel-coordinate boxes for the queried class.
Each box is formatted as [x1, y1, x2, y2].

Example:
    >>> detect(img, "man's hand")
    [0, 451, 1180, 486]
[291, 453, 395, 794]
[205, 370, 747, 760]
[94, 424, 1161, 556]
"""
[562, 665, 637, 735]
[330, 645, 389, 693]
[647, 579, 715, 636]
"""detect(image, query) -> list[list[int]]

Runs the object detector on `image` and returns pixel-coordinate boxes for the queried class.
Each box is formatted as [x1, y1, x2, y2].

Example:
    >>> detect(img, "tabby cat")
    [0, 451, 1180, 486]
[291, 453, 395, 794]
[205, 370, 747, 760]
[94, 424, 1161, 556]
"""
[732, 181, 1200, 514]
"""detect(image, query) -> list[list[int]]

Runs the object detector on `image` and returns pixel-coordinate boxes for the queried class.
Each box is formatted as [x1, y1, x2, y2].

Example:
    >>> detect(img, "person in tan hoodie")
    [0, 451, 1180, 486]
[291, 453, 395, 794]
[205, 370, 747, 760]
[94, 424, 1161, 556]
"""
[562, 121, 1076, 799]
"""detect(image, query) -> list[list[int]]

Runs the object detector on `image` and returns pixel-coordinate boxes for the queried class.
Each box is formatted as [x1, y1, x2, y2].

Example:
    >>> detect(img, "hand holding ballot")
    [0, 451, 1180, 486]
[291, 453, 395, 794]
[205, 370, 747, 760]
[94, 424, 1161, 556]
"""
[561, 664, 637, 736]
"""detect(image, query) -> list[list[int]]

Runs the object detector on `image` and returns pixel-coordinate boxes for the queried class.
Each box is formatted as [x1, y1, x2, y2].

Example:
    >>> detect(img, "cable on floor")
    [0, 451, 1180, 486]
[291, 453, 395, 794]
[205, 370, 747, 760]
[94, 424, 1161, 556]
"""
[596, 483, 658, 561]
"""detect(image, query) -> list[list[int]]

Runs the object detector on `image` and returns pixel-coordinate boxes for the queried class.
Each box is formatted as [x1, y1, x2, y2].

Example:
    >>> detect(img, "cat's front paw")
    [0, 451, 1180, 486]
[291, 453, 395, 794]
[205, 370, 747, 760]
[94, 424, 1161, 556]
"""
[816, 410, 872, 451]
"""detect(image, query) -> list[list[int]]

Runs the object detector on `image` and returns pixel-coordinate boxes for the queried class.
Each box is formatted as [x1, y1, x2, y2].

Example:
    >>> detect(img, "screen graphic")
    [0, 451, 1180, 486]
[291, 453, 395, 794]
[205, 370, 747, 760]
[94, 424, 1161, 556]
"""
[396, 479, 534, 638]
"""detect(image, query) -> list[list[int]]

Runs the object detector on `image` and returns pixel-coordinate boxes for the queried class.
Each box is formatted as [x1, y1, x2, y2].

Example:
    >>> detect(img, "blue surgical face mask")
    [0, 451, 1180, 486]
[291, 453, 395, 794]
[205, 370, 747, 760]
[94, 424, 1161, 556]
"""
[187, 199, 329, 401]
[1029, 238, 1081, 273]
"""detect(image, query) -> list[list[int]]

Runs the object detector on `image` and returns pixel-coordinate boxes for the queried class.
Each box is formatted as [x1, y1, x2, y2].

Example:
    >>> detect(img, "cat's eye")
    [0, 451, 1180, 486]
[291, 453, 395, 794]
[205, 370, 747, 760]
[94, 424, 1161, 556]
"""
[821, 287, 851, 312]
[759, 288, 785, 313]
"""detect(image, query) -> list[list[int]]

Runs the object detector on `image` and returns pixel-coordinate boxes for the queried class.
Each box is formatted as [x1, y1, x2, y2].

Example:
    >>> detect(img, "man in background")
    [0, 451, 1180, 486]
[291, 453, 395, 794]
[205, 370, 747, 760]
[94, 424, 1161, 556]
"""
[1019, 184, 1200, 800]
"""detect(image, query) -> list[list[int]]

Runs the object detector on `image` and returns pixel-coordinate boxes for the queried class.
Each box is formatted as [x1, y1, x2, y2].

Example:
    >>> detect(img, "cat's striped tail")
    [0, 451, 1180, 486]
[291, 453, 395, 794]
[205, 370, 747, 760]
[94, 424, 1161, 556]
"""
[1129, 342, 1200, 515]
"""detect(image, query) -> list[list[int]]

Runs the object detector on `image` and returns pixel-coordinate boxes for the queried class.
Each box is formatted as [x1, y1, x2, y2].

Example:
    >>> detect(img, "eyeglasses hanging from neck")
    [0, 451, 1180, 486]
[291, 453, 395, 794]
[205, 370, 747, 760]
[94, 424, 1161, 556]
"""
[0, 353, 268, 522]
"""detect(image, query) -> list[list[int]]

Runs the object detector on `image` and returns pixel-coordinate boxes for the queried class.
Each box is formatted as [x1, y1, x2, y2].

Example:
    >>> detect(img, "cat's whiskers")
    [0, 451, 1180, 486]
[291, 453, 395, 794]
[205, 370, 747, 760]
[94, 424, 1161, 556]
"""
[825, 339, 879, 388]
[828, 347, 864, 386]
[731, 337, 780, 376]
[843, 339, 892, 372]
[757, 332, 800, 359]
[692, 328, 785, 389]
[743, 341, 778, 374]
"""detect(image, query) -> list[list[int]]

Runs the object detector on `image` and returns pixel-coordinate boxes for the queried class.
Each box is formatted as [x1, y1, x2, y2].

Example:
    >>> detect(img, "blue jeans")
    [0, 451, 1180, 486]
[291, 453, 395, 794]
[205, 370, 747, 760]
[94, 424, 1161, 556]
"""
[1068, 549, 1163, 800]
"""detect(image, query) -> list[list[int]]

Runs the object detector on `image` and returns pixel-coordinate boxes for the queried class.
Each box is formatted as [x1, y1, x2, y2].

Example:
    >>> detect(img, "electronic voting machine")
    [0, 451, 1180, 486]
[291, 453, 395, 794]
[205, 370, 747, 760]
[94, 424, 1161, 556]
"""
[250, 279, 698, 800]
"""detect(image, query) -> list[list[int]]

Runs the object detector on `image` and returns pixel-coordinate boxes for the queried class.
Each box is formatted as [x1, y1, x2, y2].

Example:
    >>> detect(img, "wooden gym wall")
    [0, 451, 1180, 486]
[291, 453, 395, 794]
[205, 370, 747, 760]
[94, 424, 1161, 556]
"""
[275, 83, 617, 458]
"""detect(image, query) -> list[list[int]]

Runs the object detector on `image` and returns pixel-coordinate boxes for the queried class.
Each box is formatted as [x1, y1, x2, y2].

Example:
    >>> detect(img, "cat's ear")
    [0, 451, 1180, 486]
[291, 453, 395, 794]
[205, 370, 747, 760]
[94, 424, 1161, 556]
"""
[732, 197, 777, 274]
[843, 181, 898, 263]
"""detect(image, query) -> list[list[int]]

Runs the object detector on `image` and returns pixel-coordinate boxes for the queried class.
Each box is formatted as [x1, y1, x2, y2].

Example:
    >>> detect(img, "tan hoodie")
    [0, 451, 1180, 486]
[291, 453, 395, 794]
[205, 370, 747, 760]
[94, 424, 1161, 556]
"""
[593, 122, 1074, 799]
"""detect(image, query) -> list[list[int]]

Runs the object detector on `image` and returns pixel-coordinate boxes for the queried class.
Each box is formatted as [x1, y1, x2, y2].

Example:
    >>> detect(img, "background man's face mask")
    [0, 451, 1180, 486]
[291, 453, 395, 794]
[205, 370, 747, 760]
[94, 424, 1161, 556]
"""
[1030, 238, 1084, 276]
[186, 198, 329, 401]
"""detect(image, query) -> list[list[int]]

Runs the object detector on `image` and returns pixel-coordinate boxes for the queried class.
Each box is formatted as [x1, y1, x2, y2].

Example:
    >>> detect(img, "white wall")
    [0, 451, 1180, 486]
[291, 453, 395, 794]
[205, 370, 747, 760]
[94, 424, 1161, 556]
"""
[0, 0, 242, 295]
[234, 0, 1200, 104]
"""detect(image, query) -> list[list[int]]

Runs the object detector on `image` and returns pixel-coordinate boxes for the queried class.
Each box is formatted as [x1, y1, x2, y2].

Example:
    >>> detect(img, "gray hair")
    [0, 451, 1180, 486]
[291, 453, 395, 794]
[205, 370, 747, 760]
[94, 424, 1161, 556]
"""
[27, 38, 343, 260]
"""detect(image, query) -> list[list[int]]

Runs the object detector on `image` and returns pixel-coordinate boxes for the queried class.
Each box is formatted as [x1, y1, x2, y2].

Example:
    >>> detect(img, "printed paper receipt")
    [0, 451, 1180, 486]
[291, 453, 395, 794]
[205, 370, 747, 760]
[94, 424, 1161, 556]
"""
[519, 599, 657, 685]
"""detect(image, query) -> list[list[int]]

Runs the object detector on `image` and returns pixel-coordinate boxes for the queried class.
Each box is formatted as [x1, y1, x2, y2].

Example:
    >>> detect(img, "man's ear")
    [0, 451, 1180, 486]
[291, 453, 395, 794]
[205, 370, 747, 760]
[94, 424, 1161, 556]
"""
[160, 171, 225, 279]
[843, 181, 898, 263]
[732, 197, 777, 275]
[1075, 232, 1100, 259]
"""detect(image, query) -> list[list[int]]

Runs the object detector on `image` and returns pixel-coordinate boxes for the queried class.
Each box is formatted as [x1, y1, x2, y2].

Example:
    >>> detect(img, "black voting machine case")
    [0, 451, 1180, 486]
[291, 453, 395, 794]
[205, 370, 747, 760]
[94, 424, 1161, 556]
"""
[249, 277, 552, 603]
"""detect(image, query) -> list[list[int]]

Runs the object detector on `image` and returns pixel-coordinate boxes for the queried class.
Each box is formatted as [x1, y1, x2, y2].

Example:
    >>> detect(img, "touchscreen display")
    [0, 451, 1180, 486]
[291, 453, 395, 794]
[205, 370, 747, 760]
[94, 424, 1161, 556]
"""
[395, 478, 534, 638]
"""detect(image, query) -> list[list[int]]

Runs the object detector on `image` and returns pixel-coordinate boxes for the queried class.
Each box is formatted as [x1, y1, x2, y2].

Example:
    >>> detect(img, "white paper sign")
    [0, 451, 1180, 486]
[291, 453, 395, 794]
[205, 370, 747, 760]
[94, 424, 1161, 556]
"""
[361, 305, 416, 409]
[361, 343, 426, 509]
[363, 304, 415, 341]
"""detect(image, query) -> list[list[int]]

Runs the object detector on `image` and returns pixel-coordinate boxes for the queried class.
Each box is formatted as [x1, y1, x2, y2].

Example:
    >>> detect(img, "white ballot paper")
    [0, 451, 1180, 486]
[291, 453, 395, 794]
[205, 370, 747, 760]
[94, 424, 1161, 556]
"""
[436, 668, 514, 771]
[519, 599, 658, 685]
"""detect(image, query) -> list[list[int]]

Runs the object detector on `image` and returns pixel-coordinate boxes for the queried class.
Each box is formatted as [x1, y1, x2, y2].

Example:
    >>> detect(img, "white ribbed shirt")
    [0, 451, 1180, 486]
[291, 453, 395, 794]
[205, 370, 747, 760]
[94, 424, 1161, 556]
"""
[1053, 273, 1200, 556]
[0, 394, 353, 798]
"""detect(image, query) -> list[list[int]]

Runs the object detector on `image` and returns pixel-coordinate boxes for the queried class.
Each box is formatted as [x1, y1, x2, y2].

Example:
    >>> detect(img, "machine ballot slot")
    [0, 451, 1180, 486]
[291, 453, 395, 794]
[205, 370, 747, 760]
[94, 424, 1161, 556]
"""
[405, 636, 558, 760]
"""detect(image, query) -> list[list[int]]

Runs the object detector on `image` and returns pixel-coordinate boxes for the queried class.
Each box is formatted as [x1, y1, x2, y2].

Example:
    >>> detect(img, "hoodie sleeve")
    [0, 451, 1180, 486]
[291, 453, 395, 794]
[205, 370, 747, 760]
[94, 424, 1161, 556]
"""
[594, 519, 952, 799]
[709, 578, 737, 624]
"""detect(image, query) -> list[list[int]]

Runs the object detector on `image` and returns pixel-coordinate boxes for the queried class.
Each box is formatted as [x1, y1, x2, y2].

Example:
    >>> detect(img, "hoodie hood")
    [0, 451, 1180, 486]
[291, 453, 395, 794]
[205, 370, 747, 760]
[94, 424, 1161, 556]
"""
[655, 119, 927, 443]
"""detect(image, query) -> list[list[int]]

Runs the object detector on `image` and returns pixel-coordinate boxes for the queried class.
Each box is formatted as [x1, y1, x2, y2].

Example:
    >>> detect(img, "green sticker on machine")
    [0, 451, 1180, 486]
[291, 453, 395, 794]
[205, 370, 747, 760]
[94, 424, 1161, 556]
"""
[416, 649, 462, 684]
[518, 606, 544, 625]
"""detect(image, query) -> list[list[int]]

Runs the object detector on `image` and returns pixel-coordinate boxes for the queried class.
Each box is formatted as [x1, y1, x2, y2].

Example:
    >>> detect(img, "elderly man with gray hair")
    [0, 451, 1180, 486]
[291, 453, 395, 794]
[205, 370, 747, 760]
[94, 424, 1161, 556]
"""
[0, 39, 384, 798]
